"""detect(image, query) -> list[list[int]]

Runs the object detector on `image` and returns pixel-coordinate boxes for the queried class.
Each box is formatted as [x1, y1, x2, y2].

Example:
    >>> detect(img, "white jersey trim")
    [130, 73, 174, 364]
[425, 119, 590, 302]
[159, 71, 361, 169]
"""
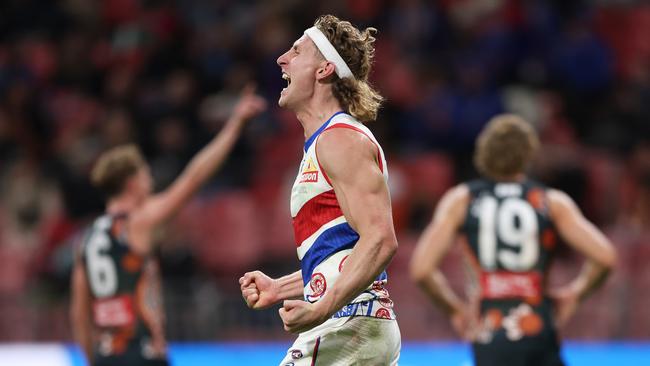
[297, 215, 347, 260]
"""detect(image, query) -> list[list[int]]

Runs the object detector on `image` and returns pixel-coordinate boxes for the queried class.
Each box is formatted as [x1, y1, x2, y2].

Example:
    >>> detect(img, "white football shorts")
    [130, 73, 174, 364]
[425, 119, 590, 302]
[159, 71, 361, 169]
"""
[279, 315, 401, 366]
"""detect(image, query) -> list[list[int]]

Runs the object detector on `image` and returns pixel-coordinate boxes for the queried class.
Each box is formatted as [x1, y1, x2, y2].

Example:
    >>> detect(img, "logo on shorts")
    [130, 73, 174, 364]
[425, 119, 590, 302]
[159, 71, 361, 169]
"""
[290, 349, 303, 359]
[378, 297, 394, 308]
[372, 281, 384, 291]
[376, 308, 391, 319]
[310, 272, 327, 297]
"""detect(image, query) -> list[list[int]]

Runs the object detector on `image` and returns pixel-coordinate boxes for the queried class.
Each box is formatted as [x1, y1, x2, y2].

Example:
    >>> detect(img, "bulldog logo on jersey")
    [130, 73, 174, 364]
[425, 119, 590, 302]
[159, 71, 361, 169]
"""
[299, 157, 319, 183]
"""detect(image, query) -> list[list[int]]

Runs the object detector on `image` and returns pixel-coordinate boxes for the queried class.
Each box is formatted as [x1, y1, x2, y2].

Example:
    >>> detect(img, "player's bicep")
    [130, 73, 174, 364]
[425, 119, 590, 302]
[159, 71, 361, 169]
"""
[130, 183, 191, 251]
[548, 190, 616, 267]
[137, 186, 186, 227]
[337, 168, 390, 233]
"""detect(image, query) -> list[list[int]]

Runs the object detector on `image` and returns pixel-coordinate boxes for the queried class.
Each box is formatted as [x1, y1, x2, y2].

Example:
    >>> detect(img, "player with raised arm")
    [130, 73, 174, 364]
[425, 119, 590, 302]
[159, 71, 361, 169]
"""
[70, 87, 265, 366]
[239, 15, 401, 365]
[409, 114, 616, 366]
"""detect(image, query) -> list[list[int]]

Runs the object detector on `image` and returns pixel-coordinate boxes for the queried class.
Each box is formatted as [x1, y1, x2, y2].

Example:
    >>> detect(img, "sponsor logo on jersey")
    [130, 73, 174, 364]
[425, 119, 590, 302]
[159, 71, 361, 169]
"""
[309, 272, 327, 297]
[93, 294, 135, 327]
[480, 272, 542, 299]
[299, 157, 319, 183]
[290, 349, 303, 359]
[501, 303, 544, 341]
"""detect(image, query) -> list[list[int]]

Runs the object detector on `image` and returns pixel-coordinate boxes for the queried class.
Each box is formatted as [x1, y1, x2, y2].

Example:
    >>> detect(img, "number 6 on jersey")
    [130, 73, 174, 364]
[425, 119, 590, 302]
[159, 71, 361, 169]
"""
[85, 220, 118, 298]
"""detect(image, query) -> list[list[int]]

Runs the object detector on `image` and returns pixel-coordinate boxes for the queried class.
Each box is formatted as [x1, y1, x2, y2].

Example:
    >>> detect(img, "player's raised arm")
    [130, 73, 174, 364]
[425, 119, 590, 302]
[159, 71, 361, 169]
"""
[131, 86, 266, 251]
[547, 189, 617, 325]
[278, 128, 398, 333]
[70, 256, 93, 364]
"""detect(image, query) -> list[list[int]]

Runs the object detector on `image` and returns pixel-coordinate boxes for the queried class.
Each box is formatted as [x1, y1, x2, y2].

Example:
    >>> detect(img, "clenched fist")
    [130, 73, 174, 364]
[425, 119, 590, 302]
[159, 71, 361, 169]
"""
[239, 271, 280, 310]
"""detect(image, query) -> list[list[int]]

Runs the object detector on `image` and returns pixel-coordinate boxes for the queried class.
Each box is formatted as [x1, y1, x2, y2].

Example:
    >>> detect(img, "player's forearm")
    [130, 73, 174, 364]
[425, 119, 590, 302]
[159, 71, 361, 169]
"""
[70, 265, 93, 363]
[417, 270, 464, 316]
[80, 337, 93, 365]
[72, 320, 93, 363]
[275, 270, 305, 301]
[569, 260, 611, 301]
[316, 233, 397, 317]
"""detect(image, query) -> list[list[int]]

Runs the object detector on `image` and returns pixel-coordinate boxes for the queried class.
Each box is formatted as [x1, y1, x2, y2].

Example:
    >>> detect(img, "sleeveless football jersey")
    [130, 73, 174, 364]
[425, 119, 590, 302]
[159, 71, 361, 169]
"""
[460, 179, 560, 347]
[290, 111, 394, 320]
[80, 214, 166, 359]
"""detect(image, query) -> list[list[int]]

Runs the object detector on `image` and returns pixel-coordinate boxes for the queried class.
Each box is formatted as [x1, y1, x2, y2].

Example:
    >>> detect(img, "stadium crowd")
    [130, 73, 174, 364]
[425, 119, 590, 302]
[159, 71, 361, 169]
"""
[0, 0, 648, 341]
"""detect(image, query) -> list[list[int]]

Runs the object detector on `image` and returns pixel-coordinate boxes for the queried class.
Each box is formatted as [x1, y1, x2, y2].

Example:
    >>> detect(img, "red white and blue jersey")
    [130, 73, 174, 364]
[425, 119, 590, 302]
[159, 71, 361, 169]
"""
[290, 111, 395, 319]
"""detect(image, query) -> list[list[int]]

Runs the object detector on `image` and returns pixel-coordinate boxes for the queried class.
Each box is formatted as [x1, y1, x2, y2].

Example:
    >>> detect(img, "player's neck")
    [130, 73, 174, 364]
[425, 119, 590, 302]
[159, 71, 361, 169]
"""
[491, 173, 526, 183]
[106, 194, 140, 215]
[294, 92, 343, 141]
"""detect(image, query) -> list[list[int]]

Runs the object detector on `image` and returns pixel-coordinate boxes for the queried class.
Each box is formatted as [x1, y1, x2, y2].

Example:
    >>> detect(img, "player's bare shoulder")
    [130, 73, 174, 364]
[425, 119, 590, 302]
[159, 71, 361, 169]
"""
[318, 126, 377, 159]
[546, 188, 579, 220]
[316, 126, 379, 178]
[446, 184, 471, 204]
[437, 183, 471, 221]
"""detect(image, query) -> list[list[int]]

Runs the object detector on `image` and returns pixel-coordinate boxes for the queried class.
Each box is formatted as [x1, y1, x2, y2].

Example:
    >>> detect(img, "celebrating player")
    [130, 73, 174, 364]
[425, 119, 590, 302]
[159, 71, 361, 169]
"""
[239, 15, 401, 365]
[70, 87, 266, 366]
[410, 114, 617, 366]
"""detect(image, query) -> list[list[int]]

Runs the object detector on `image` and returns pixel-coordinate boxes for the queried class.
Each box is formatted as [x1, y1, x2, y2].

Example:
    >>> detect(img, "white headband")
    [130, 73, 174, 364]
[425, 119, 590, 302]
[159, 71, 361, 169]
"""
[304, 26, 354, 79]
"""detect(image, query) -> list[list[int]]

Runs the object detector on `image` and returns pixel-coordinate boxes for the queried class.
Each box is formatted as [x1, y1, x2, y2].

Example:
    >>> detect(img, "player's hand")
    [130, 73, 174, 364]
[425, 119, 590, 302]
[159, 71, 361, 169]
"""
[278, 300, 328, 334]
[450, 305, 475, 341]
[230, 84, 267, 124]
[239, 270, 279, 310]
[549, 286, 580, 327]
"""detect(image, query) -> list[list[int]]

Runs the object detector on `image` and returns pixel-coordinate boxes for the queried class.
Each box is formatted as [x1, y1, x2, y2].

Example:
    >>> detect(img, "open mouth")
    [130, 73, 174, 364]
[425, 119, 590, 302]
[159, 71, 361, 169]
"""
[282, 72, 291, 88]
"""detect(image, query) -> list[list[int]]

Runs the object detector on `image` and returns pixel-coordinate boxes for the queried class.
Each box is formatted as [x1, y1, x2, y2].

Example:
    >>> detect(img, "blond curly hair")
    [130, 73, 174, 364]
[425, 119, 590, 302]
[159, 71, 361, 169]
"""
[314, 15, 384, 123]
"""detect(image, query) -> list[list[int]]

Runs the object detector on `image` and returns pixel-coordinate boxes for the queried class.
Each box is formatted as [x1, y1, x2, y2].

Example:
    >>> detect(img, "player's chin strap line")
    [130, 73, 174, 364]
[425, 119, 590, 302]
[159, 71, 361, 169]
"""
[304, 27, 354, 80]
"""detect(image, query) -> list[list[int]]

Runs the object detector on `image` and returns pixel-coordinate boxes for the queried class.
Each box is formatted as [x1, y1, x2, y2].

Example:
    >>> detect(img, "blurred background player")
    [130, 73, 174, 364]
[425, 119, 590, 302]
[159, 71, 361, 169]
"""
[409, 114, 617, 366]
[70, 87, 266, 366]
[239, 15, 401, 365]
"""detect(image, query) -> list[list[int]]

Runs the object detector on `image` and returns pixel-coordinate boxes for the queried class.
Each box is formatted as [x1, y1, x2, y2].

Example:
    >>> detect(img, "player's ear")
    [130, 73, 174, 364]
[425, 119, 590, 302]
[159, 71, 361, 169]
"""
[316, 61, 336, 81]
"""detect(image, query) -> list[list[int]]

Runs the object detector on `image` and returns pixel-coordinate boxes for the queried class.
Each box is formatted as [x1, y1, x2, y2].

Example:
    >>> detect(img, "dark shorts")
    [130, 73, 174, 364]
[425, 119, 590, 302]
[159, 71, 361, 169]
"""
[472, 342, 565, 366]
